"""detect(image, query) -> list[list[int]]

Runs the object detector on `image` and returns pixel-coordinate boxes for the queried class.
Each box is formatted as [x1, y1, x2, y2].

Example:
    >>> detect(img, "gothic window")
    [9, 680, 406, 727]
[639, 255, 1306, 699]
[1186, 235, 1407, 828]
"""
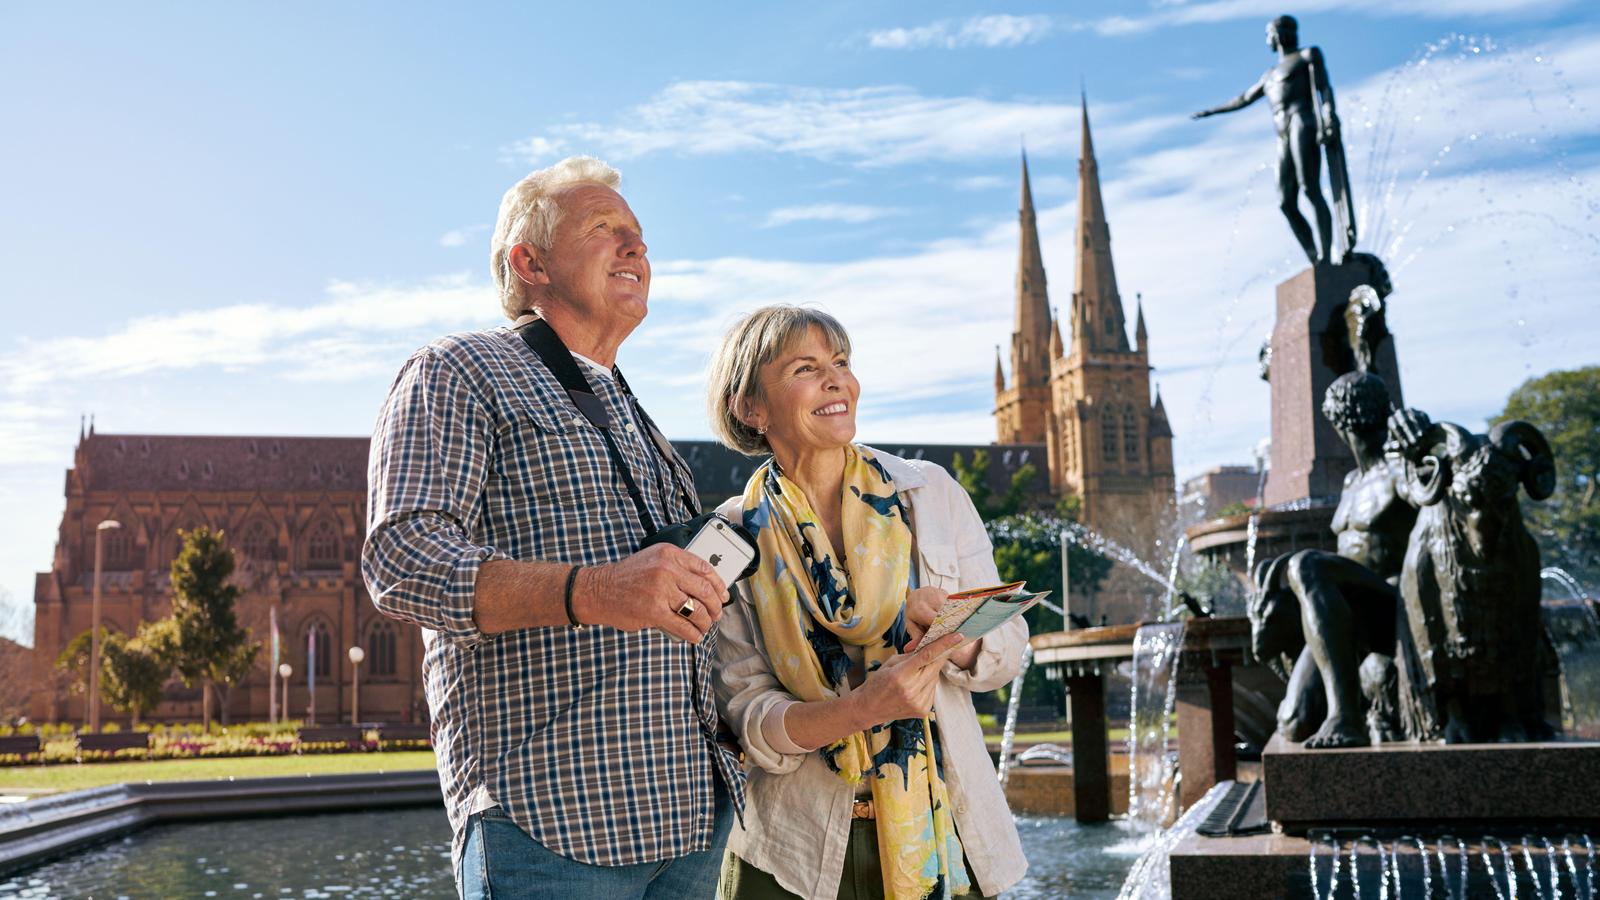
[241, 520, 276, 562]
[1123, 406, 1141, 463]
[1100, 407, 1118, 463]
[305, 621, 332, 680]
[306, 520, 340, 569]
[367, 621, 398, 678]
[103, 527, 132, 569]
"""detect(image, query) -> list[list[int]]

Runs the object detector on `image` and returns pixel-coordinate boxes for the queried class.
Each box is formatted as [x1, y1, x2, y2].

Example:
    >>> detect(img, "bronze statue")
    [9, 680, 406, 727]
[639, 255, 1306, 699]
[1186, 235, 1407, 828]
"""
[1193, 15, 1357, 265]
[1250, 371, 1416, 747]
[1388, 410, 1557, 743]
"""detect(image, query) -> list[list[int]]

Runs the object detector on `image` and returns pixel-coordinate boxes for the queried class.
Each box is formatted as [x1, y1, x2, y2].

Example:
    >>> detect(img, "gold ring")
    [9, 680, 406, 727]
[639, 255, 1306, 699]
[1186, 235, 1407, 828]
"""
[677, 599, 697, 618]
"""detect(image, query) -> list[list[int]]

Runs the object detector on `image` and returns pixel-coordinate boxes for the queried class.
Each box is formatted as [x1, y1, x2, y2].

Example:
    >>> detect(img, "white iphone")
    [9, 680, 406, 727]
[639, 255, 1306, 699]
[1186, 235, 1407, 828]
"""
[683, 516, 758, 587]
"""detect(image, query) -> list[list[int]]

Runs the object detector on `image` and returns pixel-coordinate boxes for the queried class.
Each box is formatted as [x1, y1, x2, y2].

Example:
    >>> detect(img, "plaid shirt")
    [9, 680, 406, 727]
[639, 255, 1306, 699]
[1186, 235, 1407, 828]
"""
[362, 325, 746, 871]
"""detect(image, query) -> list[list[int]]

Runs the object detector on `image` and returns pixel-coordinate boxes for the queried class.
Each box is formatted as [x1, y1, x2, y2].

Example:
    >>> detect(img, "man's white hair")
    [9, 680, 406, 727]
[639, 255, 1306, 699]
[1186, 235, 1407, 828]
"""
[491, 156, 623, 319]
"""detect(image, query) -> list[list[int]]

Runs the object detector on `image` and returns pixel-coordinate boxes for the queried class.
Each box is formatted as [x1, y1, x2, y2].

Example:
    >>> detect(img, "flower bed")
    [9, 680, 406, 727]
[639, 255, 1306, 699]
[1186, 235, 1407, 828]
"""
[0, 722, 426, 766]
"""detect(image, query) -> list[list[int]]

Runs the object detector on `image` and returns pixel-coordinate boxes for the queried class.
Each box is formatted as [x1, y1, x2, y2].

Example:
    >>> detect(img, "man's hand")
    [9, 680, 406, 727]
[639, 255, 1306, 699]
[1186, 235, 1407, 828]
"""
[579, 544, 728, 644]
[851, 633, 966, 726]
[1319, 113, 1341, 145]
[1386, 407, 1434, 462]
[903, 586, 949, 646]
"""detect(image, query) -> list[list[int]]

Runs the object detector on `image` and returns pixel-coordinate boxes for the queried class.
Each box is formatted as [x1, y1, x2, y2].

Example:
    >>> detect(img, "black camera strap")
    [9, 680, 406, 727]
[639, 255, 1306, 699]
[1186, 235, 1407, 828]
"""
[516, 319, 698, 540]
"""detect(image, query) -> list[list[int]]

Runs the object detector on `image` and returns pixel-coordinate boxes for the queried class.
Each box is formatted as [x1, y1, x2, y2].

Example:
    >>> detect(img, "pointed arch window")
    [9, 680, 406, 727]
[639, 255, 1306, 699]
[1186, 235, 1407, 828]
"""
[305, 620, 332, 680]
[1123, 406, 1141, 463]
[306, 520, 340, 569]
[366, 621, 398, 679]
[103, 527, 133, 569]
[1100, 407, 1118, 463]
[241, 520, 277, 562]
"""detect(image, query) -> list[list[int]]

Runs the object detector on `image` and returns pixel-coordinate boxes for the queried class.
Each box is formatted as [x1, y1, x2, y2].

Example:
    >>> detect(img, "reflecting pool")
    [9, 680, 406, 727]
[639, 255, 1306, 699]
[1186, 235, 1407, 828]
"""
[1, 808, 1137, 899]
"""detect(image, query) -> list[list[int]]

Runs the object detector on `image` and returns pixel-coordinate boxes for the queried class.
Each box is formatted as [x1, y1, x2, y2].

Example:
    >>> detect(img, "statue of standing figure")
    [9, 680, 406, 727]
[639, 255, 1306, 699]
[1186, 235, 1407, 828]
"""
[1193, 15, 1358, 265]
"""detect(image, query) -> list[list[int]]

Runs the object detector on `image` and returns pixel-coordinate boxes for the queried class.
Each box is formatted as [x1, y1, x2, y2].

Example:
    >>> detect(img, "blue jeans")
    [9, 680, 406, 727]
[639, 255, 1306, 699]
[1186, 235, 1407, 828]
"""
[458, 779, 734, 900]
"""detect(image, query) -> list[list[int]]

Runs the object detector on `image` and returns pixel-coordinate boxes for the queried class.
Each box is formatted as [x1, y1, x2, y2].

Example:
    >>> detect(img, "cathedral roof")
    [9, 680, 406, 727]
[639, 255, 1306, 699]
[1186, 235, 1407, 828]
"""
[71, 433, 1049, 507]
[76, 433, 370, 493]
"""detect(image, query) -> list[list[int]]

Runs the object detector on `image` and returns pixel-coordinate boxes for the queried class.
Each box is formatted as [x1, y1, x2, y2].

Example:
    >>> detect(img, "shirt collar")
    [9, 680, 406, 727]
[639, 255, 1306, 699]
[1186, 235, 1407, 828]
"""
[510, 314, 614, 381]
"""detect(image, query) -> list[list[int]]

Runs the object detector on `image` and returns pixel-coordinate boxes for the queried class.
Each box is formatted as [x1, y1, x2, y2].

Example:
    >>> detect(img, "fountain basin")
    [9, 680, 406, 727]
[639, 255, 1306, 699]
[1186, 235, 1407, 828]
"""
[1169, 822, 1595, 900]
[0, 771, 440, 875]
[1030, 619, 1264, 822]
[1185, 506, 1337, 582]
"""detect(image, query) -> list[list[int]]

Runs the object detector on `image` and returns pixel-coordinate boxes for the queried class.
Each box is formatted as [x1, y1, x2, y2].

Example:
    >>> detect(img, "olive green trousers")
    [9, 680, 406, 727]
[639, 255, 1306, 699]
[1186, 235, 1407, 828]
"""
[718, 819, 995, 900]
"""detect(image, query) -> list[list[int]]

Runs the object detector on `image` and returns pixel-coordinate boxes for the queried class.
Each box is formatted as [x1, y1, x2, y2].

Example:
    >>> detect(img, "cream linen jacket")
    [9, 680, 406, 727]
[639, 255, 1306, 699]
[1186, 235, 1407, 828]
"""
[713, 448, 1029, 900]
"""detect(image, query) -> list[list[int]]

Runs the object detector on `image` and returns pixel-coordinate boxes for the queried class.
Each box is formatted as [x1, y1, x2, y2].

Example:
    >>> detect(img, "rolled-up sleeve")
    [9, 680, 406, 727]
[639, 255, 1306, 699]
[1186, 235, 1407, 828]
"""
[934, 466, 1028, 692]
[712, 586, 810, 776]
[361, 347, 508, 650]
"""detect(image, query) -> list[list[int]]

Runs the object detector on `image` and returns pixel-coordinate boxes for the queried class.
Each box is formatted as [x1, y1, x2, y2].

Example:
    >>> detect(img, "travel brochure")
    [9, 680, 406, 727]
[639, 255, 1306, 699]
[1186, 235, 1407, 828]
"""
[915, 580, 1048, 647]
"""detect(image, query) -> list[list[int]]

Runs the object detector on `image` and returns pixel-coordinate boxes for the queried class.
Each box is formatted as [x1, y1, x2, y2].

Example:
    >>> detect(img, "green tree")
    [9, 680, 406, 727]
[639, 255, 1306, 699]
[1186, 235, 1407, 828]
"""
[163, 527, 261, 727]
[99, 631, 168, 727]
[951, 449, 1039, 519]
[1493, 366, 1600, 589]
[952, 451, 1117, 713]
[55, 627, 113, 721]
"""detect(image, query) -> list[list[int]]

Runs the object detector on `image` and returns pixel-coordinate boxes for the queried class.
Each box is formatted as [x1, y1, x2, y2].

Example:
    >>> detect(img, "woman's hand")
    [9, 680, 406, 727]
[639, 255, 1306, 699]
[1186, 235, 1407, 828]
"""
[851, 633, 966, 726]
[903, 586, 948, 646]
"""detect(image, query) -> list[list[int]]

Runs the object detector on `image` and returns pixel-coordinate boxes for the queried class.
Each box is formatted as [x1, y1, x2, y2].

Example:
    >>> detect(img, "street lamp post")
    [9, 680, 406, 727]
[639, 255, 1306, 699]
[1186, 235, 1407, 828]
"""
[89, 520, 121, 733]
[278, 664, 293, 723]
[348, 646, 365, 725]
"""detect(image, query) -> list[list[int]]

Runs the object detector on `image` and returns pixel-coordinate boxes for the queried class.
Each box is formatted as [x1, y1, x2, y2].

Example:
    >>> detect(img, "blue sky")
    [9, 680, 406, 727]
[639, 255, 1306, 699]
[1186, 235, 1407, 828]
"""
[3, 2, 1598, 642]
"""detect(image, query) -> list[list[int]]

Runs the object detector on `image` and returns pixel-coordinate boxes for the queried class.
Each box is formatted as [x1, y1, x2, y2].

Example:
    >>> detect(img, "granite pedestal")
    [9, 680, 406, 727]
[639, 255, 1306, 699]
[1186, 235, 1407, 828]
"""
[1263, 261, 1404, 508]
[1263, 735, 1600, 833]
[1167, 736, 1600, 899]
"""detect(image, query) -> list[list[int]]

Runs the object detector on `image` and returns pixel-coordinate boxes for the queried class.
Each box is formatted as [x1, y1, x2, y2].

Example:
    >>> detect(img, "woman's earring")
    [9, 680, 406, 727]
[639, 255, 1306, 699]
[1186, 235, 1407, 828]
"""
[756, 425, 767, 435]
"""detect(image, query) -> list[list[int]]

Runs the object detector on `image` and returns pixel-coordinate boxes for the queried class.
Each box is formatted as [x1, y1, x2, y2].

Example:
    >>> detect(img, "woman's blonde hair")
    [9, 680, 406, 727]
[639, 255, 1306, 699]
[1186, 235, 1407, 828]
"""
[707, 305, 852, 456]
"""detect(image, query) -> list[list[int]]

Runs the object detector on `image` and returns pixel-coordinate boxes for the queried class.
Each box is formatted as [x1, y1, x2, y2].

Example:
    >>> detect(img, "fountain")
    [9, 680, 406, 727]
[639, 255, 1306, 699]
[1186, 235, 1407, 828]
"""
[1123, 19, 1600, 898]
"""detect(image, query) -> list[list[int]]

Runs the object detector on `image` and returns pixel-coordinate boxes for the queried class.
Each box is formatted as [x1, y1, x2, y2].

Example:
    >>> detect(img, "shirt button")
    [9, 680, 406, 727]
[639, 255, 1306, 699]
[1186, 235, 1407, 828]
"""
[624, 423, 637, 434]
[570, 415, 584, 429]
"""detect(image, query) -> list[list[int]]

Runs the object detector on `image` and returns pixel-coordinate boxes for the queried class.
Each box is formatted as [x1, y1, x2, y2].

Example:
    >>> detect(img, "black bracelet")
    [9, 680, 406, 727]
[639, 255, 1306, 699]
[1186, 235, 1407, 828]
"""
[563, 565, 584, 630]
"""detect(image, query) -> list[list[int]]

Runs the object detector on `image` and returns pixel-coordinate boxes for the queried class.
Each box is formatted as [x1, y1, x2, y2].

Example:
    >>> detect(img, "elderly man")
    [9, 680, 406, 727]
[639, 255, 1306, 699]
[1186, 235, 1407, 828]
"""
[363, 156, 744, 899]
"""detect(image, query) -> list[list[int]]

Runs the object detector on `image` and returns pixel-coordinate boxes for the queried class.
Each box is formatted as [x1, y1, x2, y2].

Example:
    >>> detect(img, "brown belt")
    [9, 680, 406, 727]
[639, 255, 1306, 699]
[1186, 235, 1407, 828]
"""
[851, 799, 875, 820]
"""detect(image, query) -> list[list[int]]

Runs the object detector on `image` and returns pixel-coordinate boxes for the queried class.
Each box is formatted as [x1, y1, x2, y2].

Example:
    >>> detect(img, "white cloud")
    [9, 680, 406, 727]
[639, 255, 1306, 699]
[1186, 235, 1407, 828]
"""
[1087, 0, 1573, 36]
[762, 204, 905, 228]
[953, 175, 1007, 191]
[867, 14, 1054, 50]
[503, 135, 568, 164]
[0, 274, 493, 404]
[439, 224, 488, 248]
[507, 81, 1161, 167]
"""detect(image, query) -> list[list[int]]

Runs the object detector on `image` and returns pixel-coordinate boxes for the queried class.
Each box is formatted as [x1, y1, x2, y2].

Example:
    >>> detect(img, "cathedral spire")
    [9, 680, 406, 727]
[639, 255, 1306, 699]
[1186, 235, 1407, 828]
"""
[1011, 148, 1052, 391]
[1135, 294, 1148, 353]
[994, 346, 1006, 393]
[1073, 93, 1129, 354]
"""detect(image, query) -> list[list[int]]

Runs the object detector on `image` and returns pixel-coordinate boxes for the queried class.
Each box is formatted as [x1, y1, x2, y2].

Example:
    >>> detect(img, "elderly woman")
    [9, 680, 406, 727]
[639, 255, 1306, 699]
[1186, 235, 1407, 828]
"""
[706, 305, 1028, 900]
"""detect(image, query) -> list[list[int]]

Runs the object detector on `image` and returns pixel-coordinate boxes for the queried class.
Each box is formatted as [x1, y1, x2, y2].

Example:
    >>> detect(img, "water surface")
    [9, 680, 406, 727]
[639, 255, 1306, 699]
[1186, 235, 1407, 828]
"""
[3, 807, 1136, 899]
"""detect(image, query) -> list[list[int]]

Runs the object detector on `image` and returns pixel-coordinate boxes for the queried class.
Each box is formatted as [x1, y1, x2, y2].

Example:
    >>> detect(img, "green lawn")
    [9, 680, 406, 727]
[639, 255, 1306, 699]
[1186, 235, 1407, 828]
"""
[0, 751, 439, 795]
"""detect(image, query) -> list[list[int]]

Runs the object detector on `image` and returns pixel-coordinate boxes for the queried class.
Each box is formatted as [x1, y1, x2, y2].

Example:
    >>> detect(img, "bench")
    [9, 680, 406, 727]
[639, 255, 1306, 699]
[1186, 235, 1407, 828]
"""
[377, 723, 431, 744]
[77, 731, 150, 755]
[298, 725, 366, 750]
[0, 735, 40, 759]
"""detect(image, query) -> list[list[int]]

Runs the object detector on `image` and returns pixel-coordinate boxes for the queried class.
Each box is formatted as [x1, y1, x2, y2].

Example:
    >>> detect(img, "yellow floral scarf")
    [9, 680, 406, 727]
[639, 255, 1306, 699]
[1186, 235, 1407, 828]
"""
[739, 444, 969, 900]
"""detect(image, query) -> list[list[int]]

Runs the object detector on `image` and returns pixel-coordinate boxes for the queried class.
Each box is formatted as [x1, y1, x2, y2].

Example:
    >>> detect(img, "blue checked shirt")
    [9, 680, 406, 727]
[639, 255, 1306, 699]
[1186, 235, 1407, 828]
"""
[361, 325, 745, 871]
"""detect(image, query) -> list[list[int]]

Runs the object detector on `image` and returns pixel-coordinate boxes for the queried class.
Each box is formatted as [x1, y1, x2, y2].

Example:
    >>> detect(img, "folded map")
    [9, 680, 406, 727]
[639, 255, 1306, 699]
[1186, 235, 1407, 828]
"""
[915, 581, 1046, 647]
